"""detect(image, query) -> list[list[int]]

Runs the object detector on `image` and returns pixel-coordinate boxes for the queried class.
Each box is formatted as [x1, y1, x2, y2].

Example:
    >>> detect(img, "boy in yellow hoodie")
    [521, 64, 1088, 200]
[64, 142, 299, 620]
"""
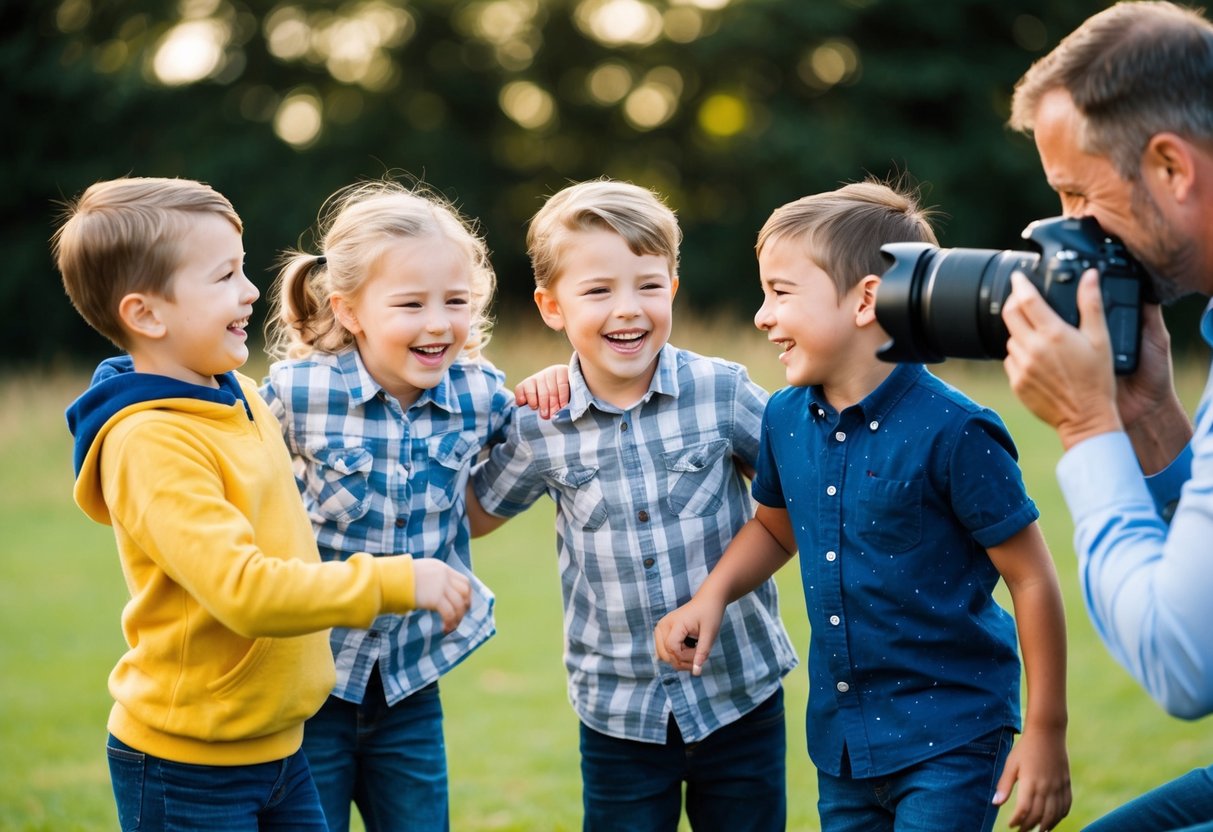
[56, 176, 472, 831]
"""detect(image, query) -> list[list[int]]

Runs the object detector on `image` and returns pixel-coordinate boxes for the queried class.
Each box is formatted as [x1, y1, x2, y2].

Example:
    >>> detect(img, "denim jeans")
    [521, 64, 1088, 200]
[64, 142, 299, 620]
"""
[579, 686, 786, 832]
[106, 734, 327, 831]
[1083, 764, 1213, 831]
[302, 668, 448, 832]
[816, 726, 1014, 832]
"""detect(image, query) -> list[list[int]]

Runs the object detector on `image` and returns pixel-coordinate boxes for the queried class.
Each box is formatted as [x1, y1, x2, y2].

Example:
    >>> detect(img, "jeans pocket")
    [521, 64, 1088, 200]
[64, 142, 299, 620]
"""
[106, 736, 145, 831]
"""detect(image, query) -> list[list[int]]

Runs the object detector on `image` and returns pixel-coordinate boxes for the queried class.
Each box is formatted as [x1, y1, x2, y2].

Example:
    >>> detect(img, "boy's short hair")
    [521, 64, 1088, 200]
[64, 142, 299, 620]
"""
[756, 180, 938, 299]
[527, 179, 681, 289]
[53, 177, 243, 349]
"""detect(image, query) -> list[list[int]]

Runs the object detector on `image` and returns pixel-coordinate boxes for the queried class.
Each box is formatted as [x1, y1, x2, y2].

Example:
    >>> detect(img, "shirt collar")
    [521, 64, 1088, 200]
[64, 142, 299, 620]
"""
[1200, 298, 1213, 348]
[337, 348, 454, 413]
[565, 343, 679, 420]
[806, 362, 924, 426]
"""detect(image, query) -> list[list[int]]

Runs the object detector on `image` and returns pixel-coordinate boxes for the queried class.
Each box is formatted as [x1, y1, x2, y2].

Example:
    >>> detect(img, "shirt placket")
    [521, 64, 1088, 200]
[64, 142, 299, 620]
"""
[815, 404, 869, 771]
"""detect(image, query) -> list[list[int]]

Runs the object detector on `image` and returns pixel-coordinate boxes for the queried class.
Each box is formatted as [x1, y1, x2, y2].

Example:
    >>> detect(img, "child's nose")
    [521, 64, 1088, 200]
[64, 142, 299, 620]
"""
[242, 274, 260, 304]
[754, 301, 773, 330]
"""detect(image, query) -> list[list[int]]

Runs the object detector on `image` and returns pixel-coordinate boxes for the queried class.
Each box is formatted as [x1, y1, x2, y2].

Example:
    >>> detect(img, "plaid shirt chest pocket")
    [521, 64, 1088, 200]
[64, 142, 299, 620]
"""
[413, 430, 480, 512]
[661, 438, 731, 517]
[546, 465, 608, 531]
[303, 442, 375, 525]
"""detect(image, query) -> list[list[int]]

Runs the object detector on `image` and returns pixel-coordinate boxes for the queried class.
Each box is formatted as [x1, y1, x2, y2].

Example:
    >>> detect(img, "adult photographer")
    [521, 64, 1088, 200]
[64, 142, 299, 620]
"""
[1001, 1, 1213, 827]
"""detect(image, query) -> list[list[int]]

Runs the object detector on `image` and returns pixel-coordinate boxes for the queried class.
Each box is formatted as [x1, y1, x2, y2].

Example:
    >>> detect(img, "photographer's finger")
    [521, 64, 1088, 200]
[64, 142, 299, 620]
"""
[1075, 268, 1111, 347]
[1006, 272, 1058, 329]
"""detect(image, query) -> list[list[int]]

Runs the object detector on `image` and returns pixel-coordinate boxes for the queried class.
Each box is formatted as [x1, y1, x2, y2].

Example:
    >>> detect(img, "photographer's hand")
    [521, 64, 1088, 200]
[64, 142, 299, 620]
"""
[1003, 270, 1122, 449]
[1115, 302, 1192, 474]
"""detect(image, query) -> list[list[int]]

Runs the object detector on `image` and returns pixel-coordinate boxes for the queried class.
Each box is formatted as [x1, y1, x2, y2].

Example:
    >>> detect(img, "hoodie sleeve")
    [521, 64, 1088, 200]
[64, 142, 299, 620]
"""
[99, 414, 416, 639]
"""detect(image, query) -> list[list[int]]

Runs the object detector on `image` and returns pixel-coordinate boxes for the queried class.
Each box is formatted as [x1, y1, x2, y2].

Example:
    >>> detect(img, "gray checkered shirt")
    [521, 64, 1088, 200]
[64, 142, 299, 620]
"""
[261, 349, 511, 705]
[473, 344, 797, 743]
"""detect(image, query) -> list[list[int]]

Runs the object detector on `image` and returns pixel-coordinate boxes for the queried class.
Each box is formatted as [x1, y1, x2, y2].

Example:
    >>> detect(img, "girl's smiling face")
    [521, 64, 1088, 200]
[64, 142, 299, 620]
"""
[332, 233, 473, 407]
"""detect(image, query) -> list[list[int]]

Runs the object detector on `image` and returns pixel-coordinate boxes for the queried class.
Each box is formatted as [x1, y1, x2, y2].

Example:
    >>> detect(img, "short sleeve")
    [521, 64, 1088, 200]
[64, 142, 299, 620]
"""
[947, 411, 1039, 548]
[751, 400, 788, 510]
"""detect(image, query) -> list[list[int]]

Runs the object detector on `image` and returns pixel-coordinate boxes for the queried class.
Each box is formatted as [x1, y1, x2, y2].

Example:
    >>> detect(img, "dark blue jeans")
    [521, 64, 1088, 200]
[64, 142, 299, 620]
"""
[106, 734, 327, 831]
[302, 671, 448, 832]
[1083, 764, 1213, 831]
[579, 686, 786, 831]
[816, 727, 1014, 832]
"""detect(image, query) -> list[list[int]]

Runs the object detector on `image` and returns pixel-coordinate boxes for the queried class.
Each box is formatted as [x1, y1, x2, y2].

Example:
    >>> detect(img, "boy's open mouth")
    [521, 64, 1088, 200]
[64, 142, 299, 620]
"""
[604, 330, 648, 354]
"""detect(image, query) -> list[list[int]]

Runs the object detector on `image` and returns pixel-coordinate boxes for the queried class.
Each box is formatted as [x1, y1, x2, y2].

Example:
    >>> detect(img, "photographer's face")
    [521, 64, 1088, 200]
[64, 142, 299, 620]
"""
[1034, 88, 1200, 300]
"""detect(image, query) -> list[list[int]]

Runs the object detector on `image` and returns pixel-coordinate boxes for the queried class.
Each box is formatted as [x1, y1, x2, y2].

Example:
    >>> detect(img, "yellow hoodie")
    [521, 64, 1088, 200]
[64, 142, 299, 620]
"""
[68, 360, 416, 765]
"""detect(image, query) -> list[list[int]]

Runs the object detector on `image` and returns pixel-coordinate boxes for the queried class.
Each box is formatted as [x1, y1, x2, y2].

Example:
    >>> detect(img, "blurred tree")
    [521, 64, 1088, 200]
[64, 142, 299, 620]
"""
[6, 0, 1118, 366]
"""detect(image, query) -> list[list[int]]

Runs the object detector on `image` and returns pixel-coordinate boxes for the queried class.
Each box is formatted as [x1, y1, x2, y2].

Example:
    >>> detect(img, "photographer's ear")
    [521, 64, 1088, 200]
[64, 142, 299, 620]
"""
[854, 274, 881, 327]
[1143, 132, 1197, 203]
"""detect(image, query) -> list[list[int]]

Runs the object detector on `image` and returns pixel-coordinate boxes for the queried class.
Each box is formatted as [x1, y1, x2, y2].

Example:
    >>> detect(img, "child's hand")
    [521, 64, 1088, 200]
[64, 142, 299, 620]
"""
[411, 559, 472, 633]
[515, 364, 571, 419]
[991, 726, 1071, 831]
[654, 598, 725, 676]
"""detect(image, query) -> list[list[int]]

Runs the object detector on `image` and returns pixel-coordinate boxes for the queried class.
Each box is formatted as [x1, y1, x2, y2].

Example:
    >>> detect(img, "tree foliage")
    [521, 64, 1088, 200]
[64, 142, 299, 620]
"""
[6, 0, 1116, 365]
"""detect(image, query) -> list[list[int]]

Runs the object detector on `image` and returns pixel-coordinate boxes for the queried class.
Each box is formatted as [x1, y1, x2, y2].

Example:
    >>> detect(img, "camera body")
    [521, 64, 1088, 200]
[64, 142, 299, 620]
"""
[874, 215, 1149, 375]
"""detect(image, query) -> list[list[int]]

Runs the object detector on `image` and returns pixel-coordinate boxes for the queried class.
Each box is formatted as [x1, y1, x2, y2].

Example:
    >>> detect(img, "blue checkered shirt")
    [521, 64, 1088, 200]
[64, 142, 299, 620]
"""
[261, 349, 511, 705]
[472, 344, 797, 743]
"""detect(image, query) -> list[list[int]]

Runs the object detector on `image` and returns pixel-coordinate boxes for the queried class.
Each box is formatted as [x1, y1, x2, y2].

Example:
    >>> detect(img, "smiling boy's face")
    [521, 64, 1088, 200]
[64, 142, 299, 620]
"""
[754, 234, 860, 390]
[534, 228, 678, 409]
[132, 213, 259, 387]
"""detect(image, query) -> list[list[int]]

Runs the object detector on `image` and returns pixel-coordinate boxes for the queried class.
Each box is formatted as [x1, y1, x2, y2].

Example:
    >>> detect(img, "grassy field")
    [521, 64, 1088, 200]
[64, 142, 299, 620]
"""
[2, 315, 1211, 830]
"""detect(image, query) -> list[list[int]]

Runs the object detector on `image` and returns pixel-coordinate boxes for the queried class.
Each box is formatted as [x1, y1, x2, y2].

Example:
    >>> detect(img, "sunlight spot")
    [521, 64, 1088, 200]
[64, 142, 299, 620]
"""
[587, 61, 633, 104]
[265, 7, 310, 60]
[151, 18, 229, 85]
[663, 7, 702, 42]
[575, 0, 663, 47]
[274, 91, 323, 147]
[623, 81, 677, 130]
[697, 92, 749, 138]
[500, 80, 555, 130]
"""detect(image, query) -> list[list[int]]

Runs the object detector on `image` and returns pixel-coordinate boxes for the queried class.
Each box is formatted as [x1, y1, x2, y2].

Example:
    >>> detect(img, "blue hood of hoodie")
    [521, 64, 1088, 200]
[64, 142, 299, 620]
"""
[65, 356, 252, 477]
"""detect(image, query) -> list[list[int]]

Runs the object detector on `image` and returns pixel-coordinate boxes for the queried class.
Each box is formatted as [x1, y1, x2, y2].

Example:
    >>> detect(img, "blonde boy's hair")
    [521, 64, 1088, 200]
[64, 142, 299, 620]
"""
[52, 177, 243, 349]
[527, 179, 681, 289]
[756, 180, 938, 299]
[266, 179, 497, 361]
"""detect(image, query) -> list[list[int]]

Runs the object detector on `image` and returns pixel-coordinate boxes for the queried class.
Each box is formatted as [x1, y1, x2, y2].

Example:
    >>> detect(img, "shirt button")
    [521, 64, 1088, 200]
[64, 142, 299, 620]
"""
[621, 422, 628, 432]
[834, 431, 846, 442]
[869, 420, 880, 431]
[836, 681, 850, 693]
[395, 518, 406, 528]
[638, 510, 649, 522]
[826, 551, 837, 562]
[643, 558, 655, 568]
[826, 485, 837, 496]
[829, 615, 841, 626]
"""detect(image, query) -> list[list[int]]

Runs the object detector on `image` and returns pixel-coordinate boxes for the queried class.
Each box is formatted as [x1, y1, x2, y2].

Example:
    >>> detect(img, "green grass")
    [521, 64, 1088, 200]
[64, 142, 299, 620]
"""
[2, 322, 1211, 830]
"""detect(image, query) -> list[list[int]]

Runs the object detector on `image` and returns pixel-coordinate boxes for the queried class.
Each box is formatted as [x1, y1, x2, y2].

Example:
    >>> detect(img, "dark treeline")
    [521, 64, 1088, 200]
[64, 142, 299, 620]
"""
[15, 0, 1190, 367]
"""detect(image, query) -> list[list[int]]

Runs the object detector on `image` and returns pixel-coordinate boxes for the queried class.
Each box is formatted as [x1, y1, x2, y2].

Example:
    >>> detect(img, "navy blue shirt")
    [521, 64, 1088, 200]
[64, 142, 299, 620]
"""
[752, 363, 1037, 778]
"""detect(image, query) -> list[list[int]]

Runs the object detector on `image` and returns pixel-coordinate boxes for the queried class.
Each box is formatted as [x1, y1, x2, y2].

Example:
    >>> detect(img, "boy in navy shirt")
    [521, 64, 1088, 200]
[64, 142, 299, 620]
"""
[656, 181, 1071, 832]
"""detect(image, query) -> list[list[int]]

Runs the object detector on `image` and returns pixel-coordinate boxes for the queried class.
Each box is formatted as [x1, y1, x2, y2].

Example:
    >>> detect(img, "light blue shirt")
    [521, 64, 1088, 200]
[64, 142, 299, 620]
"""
[1056, 298, 1213, 719]
[472, 345, 797, 744]
[261, 349, 512, 705]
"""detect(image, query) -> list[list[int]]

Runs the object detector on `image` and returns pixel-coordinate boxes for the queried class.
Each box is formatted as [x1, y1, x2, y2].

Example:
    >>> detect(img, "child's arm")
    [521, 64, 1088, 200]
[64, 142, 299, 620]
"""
[986, 522, 1072, 831]
[655, 504, 796, 675]
[466, 482, 509, 537]
[514, 364, 571, 419]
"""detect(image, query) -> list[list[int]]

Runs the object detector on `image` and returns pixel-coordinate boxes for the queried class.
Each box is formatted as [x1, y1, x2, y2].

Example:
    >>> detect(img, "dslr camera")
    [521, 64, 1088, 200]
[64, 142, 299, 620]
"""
[874, 216, 1150, 375]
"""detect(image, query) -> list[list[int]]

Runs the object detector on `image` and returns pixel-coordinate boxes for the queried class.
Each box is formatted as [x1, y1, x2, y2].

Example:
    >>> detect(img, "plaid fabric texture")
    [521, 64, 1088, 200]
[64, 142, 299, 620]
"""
[262, 349, 512, 704]
[473, 345, 797, 743]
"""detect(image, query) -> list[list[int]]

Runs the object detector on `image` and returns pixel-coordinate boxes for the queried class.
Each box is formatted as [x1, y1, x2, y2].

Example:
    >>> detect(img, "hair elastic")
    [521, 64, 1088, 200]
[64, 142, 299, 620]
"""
[315, 255, 327, 266]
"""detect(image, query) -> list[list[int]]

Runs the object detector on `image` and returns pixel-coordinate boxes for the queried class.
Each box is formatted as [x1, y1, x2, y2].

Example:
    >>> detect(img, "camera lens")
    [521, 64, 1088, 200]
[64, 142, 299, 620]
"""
[875, 243, 1038, 364]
